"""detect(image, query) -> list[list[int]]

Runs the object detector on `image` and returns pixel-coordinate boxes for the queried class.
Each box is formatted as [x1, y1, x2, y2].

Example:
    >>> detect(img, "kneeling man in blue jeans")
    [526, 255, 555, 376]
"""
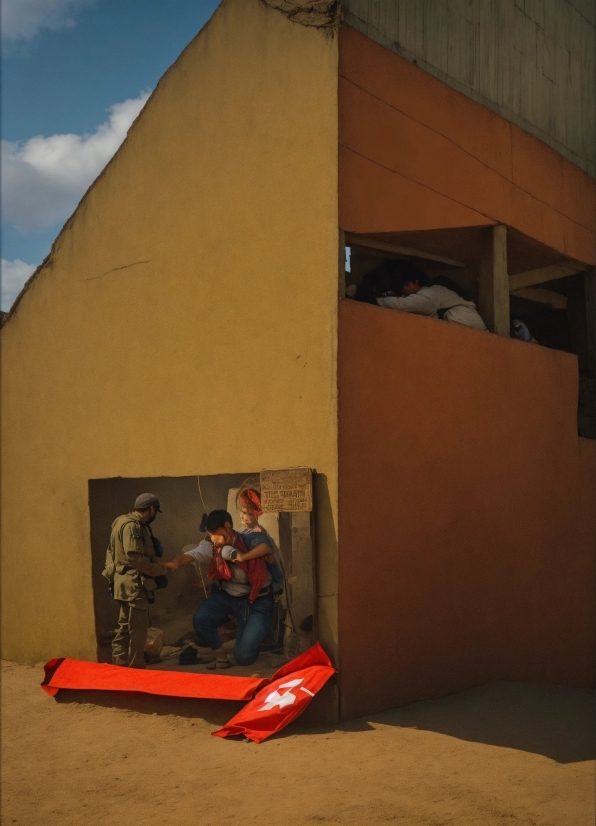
[174, 509, 274, 668]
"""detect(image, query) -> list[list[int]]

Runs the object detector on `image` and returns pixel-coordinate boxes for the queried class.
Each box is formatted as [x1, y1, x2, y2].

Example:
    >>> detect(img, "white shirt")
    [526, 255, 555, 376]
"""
[377, 285, 487, 331]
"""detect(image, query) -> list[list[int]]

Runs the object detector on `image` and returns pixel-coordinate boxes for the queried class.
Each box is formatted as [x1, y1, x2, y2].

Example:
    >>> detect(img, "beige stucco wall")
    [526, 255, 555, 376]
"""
[1, 0, 339, 663]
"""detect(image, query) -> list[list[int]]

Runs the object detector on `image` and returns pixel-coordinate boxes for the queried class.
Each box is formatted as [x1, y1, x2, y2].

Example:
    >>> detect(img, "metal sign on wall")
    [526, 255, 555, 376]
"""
[260, 467, 313, 513]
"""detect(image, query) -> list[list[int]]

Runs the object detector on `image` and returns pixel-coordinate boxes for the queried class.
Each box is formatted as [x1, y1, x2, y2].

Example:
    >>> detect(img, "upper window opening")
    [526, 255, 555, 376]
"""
[343, 228, 594, 438]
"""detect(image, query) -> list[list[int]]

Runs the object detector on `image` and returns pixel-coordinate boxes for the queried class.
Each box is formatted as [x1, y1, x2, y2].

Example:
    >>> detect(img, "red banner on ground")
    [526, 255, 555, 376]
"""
[213, 642, 336, 743]
[41, 657, 267, 701]
[41, 643, 336, 742]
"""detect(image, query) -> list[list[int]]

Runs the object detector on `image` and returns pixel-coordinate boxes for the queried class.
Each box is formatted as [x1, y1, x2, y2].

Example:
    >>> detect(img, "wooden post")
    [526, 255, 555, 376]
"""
[338, 229, 346, 299]
[478, 224, 509, 336]
[289, 511, 317, 654]
[585, 268, 595, 375]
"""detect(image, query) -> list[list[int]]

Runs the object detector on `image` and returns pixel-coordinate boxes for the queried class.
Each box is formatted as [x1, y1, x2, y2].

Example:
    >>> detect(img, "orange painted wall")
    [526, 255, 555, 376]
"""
[338, 300, 595, 718]
[339, 26, 595, 265]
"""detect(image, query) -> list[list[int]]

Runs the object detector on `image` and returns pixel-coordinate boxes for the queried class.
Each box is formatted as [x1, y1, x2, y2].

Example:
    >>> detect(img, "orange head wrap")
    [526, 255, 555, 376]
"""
[239, 488, 263, 518]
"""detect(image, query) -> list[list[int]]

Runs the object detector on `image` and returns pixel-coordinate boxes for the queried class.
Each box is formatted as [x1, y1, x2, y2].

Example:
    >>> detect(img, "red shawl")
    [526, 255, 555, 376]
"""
[208, 532, 268, 603]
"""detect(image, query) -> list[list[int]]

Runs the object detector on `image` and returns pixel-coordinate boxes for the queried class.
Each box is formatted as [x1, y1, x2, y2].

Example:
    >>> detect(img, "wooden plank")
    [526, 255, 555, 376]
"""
[511, 286, 568, 310]
[509, 262, 587, 291]
[585, 269, 595, 374]
[478, 224, 509, 335]
[287, 512, 317, 654]
[345, 233, 465, 267]
[338, 229, 346, 299]
[566, 271, 593, 373]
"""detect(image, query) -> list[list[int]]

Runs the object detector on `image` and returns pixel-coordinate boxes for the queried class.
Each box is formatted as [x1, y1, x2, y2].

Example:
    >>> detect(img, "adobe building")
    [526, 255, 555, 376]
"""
[1, 0, 594, 721]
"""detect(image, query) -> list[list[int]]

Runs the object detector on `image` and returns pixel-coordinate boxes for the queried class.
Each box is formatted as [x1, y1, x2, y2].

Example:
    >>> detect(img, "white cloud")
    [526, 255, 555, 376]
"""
[1, 0, 94, 40]
[1, 92, 150, 233]
[1, 259, 37, 312]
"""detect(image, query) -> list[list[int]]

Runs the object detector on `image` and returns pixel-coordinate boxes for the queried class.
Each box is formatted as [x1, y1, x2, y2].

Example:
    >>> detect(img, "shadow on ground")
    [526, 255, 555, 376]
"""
[56, 689, 245, 726]
[356, 681, 595, 765]
[55, 679, 594, 763]
[54, 675, 340, 728]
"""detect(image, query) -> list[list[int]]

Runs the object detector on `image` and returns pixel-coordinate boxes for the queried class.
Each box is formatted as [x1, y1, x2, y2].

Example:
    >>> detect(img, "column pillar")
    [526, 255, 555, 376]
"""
[478, 224, 509, 336]
[585, 268, 595, 375]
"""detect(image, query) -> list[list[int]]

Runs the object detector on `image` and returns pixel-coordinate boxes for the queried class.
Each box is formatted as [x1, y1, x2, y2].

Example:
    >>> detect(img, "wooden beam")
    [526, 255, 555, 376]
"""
[511, 287, 568, 310]
[509, 262, 586, 291]
[478, 224, 509, 336]
[345, 233, 465, 268]
[338, 229, 346, 299]
[585, 269, 595, 374]
[289, 511, 317, 654]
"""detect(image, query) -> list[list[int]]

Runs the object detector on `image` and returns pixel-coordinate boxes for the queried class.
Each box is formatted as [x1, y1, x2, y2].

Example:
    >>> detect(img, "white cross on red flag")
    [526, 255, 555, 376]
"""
[212, 642, 336, 743]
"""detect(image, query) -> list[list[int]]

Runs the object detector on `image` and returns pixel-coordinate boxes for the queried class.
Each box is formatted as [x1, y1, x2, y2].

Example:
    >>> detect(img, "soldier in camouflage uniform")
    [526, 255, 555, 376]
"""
[107, 493, 177, 668]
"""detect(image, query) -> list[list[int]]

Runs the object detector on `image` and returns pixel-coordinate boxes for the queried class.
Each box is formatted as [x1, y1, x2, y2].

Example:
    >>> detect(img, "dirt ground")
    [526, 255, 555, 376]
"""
[2, 661, 594, 826]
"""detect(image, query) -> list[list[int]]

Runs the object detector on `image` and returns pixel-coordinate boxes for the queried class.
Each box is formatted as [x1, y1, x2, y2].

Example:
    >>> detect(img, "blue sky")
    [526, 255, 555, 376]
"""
[1, 0, 221, 311]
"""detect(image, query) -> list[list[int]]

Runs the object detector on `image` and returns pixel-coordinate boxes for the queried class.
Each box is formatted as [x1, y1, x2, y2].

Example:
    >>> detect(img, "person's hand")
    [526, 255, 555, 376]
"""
[162, 561, 178, 571]
[233, 551, 244, 563]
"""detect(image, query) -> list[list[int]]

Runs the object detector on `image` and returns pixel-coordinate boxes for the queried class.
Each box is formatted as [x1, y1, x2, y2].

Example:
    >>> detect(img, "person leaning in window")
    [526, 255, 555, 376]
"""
[173, 509, 274, 669]
[354, 260, 487, 331]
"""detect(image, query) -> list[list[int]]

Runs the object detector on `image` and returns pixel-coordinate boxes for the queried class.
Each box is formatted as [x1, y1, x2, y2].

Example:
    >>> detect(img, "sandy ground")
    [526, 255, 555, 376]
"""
[2, 661, 593, 826]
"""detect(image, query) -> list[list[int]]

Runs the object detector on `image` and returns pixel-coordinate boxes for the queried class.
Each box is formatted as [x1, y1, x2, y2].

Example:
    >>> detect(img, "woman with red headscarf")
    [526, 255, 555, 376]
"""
[237, 487, 266, 533]
[237, 486, 284, 599]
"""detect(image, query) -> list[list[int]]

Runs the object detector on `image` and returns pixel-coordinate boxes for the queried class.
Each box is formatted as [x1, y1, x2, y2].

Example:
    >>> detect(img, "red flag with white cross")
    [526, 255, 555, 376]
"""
[212, 642, 336, 743]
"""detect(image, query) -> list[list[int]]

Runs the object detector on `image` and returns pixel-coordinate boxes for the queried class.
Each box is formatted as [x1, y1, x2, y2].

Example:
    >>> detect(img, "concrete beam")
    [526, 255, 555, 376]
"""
[345, 233, 465, 268]
[479, 224, 509, 336]
[511, 287, 568, 310]
[509, 263, 586, 291]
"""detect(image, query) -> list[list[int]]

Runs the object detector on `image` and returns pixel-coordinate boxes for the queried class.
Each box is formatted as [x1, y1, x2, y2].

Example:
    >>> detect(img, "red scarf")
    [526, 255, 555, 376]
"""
[207, 532, 268, 603]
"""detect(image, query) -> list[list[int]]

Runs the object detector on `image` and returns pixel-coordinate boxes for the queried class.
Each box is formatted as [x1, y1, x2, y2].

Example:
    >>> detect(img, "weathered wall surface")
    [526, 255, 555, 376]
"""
[1, 0, 339, 664]
[342, 0, 596, 176]
[338, 300, 595, 718]
[339, 25, 595, 265]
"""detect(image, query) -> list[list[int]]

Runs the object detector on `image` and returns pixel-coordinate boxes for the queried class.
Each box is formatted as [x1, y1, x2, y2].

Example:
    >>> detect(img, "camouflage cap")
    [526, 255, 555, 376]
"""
[134, 493, 162, 512]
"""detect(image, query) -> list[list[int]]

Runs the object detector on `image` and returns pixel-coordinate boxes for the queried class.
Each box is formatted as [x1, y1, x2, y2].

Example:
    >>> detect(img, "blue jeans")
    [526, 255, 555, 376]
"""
[193, 589, 274, 666]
